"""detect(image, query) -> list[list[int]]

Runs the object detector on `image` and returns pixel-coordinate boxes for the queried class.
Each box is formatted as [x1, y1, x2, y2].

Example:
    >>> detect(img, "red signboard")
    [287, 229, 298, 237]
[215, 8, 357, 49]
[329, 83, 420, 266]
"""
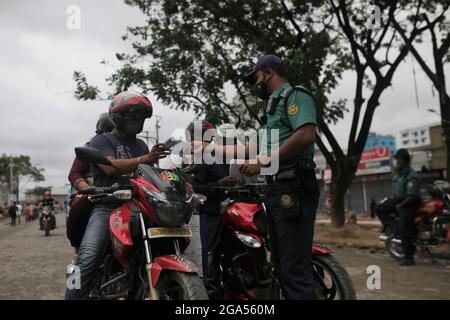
[360, 148, 391, 161]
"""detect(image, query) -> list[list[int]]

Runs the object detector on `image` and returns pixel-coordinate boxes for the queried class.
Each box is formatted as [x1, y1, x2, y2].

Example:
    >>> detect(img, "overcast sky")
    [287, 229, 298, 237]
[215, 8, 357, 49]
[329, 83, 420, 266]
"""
[0, 0, 448, 194]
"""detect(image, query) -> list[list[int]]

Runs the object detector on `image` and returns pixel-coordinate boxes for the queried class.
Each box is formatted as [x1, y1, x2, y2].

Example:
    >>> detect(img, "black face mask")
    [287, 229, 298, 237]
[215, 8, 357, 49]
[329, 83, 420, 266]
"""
[253, 74, 272, 101]
[119, 117, 145, 136]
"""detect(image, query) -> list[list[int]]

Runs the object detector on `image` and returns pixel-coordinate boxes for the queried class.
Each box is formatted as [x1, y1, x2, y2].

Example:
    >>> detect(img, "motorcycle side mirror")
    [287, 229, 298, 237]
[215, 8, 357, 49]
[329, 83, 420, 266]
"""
[75, 147, 112, 166]
[191, 193, 207, 215]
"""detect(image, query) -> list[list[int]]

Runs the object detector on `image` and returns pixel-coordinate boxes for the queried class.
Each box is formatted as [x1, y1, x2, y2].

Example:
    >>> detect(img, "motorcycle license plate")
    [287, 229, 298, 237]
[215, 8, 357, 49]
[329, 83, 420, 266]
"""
[147, 227, 192, 239]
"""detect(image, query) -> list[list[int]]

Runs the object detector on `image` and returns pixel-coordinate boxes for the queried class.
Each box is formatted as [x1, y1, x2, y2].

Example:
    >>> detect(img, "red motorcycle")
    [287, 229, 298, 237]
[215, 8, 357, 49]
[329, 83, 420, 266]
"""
[204, 184, 356, 300]
[379, 180, 450, 259]
[73, 147, 208, 300]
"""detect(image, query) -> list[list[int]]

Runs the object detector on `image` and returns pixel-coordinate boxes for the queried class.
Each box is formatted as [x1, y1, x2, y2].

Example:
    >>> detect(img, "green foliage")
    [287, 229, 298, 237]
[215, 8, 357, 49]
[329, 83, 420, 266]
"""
[0, 154, 45, 182]
[73, 71, 100, 101]
[75, 0, 351, 129]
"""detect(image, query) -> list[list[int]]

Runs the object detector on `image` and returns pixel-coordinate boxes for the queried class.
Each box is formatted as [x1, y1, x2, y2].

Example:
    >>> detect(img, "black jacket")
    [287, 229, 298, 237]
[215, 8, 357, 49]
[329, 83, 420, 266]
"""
[192, 163, 229, 216]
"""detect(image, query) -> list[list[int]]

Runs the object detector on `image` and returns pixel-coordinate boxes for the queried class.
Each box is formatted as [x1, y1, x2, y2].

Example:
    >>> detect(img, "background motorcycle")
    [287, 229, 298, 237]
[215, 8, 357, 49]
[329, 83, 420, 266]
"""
[40, 206, 55, 237]
[203, 183, 356, 300]
[379, 180, 450, 259]
[71, 147, 208, 300]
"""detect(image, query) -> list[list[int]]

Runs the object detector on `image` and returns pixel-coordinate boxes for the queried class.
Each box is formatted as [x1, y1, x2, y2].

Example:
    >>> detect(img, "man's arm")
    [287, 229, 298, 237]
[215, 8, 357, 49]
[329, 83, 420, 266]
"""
[267, 124, 316, 164]
[98, 144, 169, 177]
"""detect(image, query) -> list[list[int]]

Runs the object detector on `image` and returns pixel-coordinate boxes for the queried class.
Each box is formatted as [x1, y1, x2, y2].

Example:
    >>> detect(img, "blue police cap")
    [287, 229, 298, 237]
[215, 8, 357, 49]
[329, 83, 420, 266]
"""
[243, 54, 285, 85]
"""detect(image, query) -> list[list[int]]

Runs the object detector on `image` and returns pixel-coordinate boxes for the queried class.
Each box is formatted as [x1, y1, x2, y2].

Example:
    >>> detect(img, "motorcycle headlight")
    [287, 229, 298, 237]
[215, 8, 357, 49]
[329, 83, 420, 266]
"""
[142, 185, 167, 203]
[142, 185, 192, 227]
[235, 231, 261, 248]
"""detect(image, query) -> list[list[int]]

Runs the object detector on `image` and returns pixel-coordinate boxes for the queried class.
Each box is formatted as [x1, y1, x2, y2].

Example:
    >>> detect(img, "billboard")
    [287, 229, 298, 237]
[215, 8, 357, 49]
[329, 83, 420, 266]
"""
[356, 147, 392, 176]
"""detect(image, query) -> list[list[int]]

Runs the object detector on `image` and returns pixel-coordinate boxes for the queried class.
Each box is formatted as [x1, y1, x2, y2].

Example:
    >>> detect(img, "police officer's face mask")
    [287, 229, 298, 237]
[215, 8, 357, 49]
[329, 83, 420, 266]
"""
[253, 72, 272, 101]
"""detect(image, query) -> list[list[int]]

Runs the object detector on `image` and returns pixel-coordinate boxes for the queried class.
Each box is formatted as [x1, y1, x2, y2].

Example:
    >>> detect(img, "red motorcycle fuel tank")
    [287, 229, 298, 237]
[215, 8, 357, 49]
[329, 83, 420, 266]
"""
[416, 198, 445, 218]
[109, 202, 134, 270]
[225, 202, 262, 234]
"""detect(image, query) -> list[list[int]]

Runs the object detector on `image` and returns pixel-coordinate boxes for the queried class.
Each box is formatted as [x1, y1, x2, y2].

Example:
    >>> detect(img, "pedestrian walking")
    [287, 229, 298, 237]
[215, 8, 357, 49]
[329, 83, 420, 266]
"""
[16, 202, 23, 225]
[9, 202, 17, 226]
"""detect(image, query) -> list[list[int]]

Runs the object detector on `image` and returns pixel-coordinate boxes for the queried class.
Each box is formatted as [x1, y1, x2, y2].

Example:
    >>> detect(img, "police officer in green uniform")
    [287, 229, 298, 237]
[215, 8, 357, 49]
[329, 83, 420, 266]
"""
[240, 54, 319, 299]
[375, 149, 421, 266]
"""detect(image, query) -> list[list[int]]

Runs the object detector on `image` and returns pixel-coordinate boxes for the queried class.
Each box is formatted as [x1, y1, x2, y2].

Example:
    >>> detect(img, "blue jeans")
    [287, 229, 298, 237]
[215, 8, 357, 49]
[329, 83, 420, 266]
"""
[65, 204, 115, 300]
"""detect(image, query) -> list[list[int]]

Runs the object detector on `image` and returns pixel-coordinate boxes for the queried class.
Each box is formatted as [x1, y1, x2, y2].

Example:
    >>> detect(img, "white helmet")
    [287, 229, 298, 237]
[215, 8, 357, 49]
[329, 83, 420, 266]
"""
[216, 123, 237, 139]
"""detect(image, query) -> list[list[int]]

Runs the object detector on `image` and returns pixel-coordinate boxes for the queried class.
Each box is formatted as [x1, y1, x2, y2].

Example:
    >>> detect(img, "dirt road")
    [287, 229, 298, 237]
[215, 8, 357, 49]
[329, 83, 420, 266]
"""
[0, 214, 449, 299]
[0, 214, 72, 299]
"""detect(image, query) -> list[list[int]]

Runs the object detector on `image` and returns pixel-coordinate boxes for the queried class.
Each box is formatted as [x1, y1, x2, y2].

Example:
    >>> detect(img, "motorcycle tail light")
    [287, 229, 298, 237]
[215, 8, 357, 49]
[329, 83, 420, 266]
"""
[235, 231, 261, 248]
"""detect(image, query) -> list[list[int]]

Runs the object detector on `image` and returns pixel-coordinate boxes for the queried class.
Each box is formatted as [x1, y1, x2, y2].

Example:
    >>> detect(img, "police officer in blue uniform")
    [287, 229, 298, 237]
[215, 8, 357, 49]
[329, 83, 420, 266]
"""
[240, 54, 319, 299]
[375, 149, 421, 266]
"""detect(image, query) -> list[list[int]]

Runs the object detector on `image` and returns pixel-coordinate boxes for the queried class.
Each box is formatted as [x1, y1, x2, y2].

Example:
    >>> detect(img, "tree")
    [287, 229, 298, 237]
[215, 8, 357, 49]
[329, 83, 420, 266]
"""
[0, 154, 45, 201]
[314, 0, 439, 226]
[390, 0, 450, 180]
[74, 0, 350, 129]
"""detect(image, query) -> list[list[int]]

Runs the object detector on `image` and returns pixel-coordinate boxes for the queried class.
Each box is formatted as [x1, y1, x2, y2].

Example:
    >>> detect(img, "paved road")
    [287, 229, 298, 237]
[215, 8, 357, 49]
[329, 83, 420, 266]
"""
[0, 214, 449, 300]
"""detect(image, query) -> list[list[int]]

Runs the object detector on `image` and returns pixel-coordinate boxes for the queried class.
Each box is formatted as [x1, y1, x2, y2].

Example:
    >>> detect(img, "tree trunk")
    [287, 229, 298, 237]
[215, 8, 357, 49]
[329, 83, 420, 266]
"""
[440, 94, 450, 181]
[330, 159, 357, 228]
[330, 180, 346, 227]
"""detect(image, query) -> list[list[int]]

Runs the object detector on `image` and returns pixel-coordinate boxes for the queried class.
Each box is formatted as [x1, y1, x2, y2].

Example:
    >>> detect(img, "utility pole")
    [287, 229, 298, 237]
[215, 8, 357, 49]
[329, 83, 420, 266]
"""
[154, 115, 161, 144]
[139, 131, 150, 146]
[138, 115, 162, 146]
[9, 156, 14, 204]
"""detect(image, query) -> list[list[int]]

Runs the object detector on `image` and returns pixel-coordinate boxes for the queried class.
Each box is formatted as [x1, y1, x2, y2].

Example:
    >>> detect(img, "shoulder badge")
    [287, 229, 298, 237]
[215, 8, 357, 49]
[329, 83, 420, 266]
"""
[287, 103, 299, 116]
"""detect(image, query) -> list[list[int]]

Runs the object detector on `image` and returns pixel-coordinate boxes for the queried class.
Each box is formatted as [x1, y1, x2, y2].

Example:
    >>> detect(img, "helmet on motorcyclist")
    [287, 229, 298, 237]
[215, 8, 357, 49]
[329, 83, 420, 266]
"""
[95, 113, 115, 134]
[185, 120, 215, 142]
[109, 91, 153, 136]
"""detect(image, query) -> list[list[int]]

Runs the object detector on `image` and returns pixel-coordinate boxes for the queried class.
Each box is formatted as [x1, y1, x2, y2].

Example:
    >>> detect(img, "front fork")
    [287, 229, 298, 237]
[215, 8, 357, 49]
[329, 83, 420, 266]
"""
[139, 212, 159, 300]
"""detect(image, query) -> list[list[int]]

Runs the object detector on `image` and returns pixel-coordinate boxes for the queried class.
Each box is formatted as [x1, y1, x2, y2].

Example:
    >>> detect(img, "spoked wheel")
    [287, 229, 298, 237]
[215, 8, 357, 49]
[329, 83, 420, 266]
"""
[313, 254, 356, 300]
[136, 271, 208, 300]
[386, 236, 405, 260]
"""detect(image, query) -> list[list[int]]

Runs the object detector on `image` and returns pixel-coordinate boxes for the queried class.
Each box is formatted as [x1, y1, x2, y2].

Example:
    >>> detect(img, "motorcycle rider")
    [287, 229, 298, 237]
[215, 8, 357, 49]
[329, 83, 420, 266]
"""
[65, 91, 170, 300]
[39, 191, 56, 230]
[66, 113, 116, 263]
[375, 148, 421, 266]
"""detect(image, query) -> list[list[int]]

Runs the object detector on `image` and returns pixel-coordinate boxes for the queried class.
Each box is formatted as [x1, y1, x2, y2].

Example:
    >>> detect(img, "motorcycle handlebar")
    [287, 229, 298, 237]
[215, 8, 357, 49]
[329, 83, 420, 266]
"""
[78, 184, 132, 195]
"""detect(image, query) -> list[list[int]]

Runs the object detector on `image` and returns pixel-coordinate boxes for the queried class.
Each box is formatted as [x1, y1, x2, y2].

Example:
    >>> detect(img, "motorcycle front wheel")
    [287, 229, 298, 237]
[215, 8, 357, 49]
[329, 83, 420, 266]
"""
[313, 254, 356, 300]
[268, 254, 356, 300]
[136, 271, 208, 300]
[44, 220, 50, 237]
